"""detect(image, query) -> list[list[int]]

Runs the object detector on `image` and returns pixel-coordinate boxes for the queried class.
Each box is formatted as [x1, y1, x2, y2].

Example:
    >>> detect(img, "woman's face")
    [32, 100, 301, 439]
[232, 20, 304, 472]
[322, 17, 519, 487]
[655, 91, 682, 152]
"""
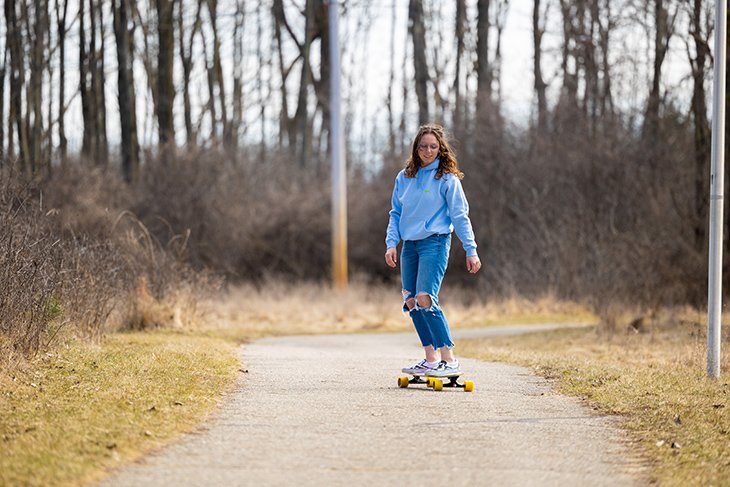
[417, 133, 440, 166]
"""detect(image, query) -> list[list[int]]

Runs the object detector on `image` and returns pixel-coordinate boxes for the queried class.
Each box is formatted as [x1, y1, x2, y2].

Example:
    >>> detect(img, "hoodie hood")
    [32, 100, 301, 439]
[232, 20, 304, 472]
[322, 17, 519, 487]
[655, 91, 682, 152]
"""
[420, 157, 440, 172]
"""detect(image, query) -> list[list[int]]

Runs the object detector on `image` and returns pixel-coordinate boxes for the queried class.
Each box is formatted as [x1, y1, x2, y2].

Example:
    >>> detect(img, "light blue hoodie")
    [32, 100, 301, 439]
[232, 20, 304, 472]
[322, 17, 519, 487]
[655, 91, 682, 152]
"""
[385, 159, 478, 256]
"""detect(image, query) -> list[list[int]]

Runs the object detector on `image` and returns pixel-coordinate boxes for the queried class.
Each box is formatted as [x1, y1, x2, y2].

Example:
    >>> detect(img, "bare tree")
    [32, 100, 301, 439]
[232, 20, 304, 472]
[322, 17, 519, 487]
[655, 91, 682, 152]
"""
[386, 0, 398, 153]
[272, 0, 299, 150]
[312, 0, 329, 161]
[231, 0, 245, 151]
[293, 0, 314, 167]
[643, 0, 679, 146]
[476, 0, 492, 124]
[133, 0, 158, 142]
[256, 0, 268, 160]
[555, 0, 585, 123]
[684, 0, 711, 251]
[79, 0, 108, 164]
[204, 0, 228, 146]
[27, 0, 49, 173]
[533, 0, 549, 133]
[54, 0, 69, 162]
[9, 0, 31, 171]
[114, 0, 140, 182]
[0, 44, 6, 163]
[597, 0, 615, 122]
[409, 0, 429, 124]
[177, 0, 203, 146]
[453, 0, 467, 132]
[492, 0, 509, 107]
[156, 0, 175, 146]
[93, 0, 108, 165]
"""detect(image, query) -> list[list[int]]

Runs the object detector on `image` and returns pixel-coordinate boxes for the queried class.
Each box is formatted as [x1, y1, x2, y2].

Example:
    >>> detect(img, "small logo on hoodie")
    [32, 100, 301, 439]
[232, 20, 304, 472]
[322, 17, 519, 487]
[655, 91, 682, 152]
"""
[424, 189, 430, 193]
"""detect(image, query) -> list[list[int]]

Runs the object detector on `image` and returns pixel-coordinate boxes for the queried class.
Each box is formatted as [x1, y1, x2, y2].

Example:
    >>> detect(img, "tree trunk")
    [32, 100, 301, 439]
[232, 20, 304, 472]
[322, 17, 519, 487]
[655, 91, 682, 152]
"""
[7, 0, 29, 171]
[387, 0, 397, 153]
[55, 0, 68, 162]
[256, 1, 267, 161]
[314, 0, 329, 164]
[453, 0, 466, 132]
[231, 0, 245, 151]
[598, 0, 614, 121]
[79, 0, 95, 159]
[0, 45, 6, 163]
[409, 0, 429, 124]
[157, 0, 175, 146]
[688, 0, 710, 253]
[5, 2, 16, 162]
[643, 0, 677, 146]
[205, 0, 228, 147]
[272, 0, 295, 149]
[94, 0, 108, 165]
[114, 0, 140, 182]
[476, 0, 492, 126]
[29, 0, 48, 173]
[492, 0, 509, 125]
[293, 0, 313, 167]
[533, 0, 548, 133]
[132, 1, 159, 139]
[178, 0, 202, 146]
[558, 0, 578, 108]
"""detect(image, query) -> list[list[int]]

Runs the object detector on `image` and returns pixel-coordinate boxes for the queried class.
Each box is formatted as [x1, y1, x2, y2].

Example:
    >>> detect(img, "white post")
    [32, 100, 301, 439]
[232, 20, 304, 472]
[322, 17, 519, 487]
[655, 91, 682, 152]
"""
[329, 0, 348, 289]
[707, 0, 727, 379]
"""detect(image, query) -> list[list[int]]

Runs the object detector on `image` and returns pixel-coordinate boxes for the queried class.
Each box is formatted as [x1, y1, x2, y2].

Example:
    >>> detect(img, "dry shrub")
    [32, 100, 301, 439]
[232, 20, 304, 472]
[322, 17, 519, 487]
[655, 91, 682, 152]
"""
[0, 163, 220, 366]
[59, 238, 131, 339]
[0, 175, 66, 357]
[105, 211, 221, 332]
[134, 149, 331, 280]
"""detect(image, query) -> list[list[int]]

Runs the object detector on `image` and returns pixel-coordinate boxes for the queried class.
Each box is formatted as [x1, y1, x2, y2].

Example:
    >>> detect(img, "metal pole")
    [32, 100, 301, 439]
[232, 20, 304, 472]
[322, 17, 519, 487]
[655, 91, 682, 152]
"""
[329, 0, 348, 289]
[707, 0, 727, 379]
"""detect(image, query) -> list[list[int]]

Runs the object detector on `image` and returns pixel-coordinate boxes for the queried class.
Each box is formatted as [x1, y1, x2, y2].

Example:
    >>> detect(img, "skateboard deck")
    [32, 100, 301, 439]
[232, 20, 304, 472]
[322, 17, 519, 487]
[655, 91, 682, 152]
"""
[397, 373, 474, 392]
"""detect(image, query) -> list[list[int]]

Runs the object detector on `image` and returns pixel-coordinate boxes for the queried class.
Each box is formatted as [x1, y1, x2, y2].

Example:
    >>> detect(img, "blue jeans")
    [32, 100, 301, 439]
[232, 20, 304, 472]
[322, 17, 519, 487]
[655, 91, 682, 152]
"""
[400, 233, 454, 349]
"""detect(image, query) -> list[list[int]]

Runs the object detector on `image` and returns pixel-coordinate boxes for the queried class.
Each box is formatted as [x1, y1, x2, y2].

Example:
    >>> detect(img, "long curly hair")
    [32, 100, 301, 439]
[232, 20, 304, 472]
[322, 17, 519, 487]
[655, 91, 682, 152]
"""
[404, 124, 464, 180]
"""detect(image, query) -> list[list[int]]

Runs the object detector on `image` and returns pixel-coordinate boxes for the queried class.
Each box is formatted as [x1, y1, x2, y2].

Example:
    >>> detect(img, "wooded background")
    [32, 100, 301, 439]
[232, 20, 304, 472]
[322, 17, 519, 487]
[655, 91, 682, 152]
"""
[1, 0, 729, 343]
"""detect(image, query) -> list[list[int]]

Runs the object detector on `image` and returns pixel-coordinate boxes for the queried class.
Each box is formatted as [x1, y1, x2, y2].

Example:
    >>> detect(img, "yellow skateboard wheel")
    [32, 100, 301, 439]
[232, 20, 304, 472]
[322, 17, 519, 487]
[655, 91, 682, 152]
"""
[426, 377, 434, 388]
[464, 380, 475, 392]
[433, 379, 443, 391]
[398, 376, 409, 388]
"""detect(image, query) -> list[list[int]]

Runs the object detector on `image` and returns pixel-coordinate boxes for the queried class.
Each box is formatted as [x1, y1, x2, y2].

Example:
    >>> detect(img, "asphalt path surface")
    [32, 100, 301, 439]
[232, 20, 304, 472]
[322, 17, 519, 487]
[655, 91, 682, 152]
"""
[100, 324, 647, 486]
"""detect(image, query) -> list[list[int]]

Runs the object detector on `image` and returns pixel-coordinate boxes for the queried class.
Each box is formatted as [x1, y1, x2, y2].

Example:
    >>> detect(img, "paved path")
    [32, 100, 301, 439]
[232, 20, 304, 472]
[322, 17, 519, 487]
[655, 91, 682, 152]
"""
[100, 325, 647, 486]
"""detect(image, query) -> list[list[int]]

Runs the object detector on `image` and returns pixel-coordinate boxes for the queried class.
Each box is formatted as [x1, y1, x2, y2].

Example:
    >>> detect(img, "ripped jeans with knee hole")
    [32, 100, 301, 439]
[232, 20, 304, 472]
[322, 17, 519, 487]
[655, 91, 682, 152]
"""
[400, 233, 454, 349]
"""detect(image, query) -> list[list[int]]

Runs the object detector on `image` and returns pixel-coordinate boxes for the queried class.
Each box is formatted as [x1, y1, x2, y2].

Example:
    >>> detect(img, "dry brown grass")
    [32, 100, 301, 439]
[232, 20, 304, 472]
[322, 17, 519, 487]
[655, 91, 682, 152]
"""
[459, 313, 730, 486]
[0, 331, 239, 487]
[200, 279, 595, 342]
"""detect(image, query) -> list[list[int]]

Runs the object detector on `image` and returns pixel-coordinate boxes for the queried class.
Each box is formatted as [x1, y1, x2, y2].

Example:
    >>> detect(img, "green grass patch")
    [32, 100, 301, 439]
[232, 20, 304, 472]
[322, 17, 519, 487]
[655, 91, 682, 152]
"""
[0, 331, 240, 487]
[459, 326, 730, 486]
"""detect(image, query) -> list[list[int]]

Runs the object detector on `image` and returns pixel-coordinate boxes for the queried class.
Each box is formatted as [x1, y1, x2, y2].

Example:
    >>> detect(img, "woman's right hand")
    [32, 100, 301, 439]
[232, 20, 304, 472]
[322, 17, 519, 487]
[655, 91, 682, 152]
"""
[385, 247, 397, 268]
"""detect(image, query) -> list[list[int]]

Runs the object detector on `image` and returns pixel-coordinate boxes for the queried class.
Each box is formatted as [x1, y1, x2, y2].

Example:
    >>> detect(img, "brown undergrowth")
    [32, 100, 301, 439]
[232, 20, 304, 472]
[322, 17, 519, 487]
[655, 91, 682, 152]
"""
[201, 278, 595, 343]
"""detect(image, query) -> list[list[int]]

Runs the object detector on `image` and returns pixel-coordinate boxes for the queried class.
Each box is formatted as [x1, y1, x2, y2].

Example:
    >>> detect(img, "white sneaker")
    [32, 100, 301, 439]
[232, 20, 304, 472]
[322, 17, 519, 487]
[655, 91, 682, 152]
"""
[401, 359, 438, 376]
[425, 360, 461, 377]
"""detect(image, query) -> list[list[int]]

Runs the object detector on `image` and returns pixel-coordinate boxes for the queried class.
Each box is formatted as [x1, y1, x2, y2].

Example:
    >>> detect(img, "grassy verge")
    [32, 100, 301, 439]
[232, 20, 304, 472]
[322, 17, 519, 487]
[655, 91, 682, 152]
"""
[459, 325, 730, 486]
[0, 331, 240, 487]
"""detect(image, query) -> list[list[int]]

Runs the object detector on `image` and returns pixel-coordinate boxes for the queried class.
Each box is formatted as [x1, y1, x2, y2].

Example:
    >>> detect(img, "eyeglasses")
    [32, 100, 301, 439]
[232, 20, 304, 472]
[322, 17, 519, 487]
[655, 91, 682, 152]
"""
[418, 143, 439, 151]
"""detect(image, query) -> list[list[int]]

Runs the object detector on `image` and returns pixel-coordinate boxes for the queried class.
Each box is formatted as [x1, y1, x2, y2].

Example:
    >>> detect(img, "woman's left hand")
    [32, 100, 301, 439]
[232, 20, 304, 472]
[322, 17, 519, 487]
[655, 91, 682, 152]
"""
[466, 255, 481, 274]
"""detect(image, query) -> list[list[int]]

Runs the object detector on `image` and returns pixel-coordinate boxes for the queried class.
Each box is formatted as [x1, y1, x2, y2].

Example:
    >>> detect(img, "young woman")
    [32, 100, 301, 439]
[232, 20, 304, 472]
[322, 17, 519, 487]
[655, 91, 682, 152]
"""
[385, 124, 481, 377]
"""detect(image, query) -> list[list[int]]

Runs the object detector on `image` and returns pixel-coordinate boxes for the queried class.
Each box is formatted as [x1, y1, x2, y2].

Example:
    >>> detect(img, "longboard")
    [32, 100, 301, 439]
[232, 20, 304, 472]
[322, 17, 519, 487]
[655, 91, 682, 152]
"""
[397, 373, 474, 392]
